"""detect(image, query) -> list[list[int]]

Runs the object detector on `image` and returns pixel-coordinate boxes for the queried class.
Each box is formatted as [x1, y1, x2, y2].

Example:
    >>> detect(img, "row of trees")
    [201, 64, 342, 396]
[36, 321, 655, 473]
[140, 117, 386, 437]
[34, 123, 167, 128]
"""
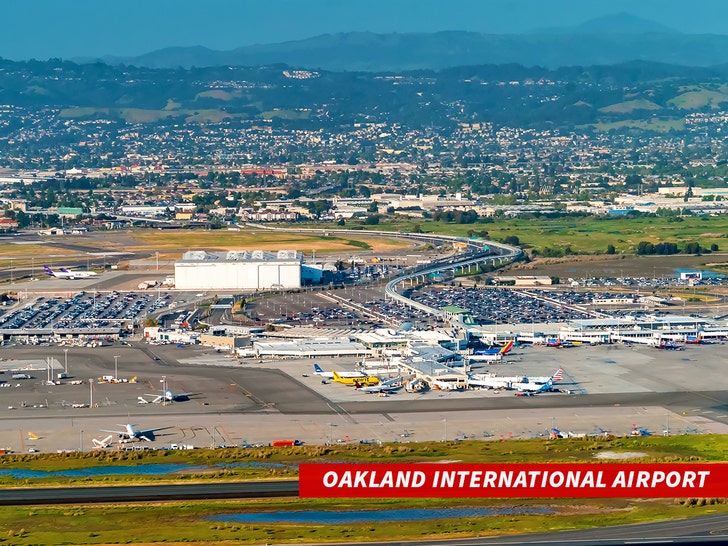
[635, 241, 718, 255]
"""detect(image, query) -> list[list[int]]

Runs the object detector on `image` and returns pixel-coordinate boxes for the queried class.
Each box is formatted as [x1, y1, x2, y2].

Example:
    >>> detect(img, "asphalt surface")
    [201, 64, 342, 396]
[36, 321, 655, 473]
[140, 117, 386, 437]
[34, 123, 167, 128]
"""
[0, 480, 298, 505]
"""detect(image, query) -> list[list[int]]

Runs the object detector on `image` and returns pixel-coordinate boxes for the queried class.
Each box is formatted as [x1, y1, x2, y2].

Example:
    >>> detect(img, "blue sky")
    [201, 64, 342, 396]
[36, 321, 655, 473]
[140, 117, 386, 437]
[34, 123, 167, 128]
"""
[4, 0, 728, 60]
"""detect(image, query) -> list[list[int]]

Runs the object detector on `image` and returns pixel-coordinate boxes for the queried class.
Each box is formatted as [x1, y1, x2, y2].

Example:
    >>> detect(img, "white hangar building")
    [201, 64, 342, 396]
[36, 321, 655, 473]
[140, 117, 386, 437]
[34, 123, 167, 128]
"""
[174, 250, 322, 291]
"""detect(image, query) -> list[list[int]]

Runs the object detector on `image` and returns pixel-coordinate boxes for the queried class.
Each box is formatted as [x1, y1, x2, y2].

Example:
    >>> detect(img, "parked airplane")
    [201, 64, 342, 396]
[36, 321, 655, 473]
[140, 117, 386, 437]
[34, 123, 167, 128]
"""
[545, 336, 561, 347]
[314, 363, 366, 380]
[44, 265, 98, 280]
[100, 423, 167, 442]
[355, 376, 403, 393]
[685, 332, 703, 344]
[472, 339, 514, 356]
[513, 369, 563, 393]
[332, 371, 380, 386]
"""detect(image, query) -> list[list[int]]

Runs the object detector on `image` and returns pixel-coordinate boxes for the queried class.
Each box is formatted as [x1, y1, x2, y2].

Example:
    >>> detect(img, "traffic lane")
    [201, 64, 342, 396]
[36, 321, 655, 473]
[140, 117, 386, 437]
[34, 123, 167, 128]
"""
[0, 480, 298, 505]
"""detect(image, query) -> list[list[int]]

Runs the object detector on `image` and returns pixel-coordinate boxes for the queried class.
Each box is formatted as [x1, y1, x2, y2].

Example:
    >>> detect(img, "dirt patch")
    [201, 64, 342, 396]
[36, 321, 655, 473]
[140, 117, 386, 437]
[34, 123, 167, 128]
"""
[593, 451, 649, 460]
[505, 254, 728, 279]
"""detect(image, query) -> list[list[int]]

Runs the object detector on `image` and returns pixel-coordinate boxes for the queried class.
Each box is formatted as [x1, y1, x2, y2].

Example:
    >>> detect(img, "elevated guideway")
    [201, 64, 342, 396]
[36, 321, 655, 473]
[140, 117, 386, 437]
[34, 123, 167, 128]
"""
[244, 223, 523, 321]
[384, 238, 523, 319]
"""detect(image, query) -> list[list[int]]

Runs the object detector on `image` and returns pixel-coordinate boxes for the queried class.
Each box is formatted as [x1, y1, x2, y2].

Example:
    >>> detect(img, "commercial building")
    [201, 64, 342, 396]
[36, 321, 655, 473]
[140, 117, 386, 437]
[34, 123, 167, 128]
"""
[174, 250, 322, 291]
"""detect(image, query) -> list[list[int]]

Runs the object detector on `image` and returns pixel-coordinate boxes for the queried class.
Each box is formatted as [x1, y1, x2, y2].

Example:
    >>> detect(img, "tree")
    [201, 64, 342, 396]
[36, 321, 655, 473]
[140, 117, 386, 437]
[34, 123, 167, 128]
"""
[606, 244, 616, 255]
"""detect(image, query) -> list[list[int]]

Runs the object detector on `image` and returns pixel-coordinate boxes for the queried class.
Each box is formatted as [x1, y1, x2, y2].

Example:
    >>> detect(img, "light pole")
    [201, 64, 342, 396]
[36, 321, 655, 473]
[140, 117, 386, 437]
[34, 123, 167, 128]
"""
[80, 429, 83, 452]
[89, 379, 93, 408]
[665, 413, 670, 436]
[161, 376, 167, 405]
[114, 355, 119, 381]
[63, 348, 68, 374]
[156, 252, 159, 271]
[443, 418, 447, 442]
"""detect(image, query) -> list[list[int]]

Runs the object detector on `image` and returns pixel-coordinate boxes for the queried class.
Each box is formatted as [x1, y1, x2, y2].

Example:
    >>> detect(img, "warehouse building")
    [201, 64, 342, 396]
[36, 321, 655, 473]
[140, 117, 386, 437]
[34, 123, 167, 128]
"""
[174, 250, 322, 291]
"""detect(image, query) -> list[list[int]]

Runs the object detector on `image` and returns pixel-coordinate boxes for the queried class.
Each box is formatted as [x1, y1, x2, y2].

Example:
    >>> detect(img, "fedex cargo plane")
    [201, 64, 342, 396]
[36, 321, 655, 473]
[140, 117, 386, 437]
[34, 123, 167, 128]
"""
[44, 265, 98, 280]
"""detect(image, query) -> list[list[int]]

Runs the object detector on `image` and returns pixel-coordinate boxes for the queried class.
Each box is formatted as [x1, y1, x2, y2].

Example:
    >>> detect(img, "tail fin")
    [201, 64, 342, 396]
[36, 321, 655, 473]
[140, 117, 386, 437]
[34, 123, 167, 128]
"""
[332, 371, 341, 381]
[552, 368, 564, 381]
[500, 340, 514, 354]
[60, 267, 70, 273]
[313, 363, 324, 374]
[43, 265, 55, 277]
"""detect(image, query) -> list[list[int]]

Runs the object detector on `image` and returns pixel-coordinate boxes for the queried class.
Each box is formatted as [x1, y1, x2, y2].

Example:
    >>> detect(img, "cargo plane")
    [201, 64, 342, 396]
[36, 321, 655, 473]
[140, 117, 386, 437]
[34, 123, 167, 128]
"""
[44, 265, 97, 280]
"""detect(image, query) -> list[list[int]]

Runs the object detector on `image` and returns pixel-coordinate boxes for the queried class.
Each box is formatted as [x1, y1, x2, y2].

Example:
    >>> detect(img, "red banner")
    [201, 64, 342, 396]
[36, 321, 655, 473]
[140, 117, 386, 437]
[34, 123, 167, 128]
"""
[300, 463, 728, 498]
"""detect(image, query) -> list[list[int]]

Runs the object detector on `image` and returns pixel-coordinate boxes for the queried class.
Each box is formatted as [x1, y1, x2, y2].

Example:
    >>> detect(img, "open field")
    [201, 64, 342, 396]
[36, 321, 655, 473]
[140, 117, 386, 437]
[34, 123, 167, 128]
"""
[369, 215, 728, 258]
[127, 229, 410, 254]
[504, 253, 728, 281]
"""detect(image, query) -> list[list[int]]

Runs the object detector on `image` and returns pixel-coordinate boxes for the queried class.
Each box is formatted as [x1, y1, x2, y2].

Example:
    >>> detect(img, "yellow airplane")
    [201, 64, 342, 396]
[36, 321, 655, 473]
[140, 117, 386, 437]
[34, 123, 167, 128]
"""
[332, 371, 380, 386]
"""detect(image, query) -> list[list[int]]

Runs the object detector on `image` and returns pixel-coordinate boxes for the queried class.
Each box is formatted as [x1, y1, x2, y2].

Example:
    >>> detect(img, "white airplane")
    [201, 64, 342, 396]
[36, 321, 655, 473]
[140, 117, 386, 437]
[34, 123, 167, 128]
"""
[100, 423, 168, 442]
[313, 363, 366, 380]
[44, 265, 98, 280]
[140, 388, 195, 404]
[355, 376, 404, 394]
[92, 434, 114, 449]
[513, 369, 563, 393]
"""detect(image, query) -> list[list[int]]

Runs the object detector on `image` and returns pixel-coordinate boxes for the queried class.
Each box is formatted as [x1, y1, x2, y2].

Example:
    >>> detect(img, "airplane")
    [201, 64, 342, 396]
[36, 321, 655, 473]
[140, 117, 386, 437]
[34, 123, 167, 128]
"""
[314, 363, 367, 380]
[513, 369, 563, 393]
[100, 423, 168, 442]
[685, 332, 703, 344]
[332, 371, 379, 386]
[472, 339, 514, 356]
[44, 265, 98, 280]
[545, 336, 561, 347]
[355, 376, 403, 393]
[141, 388, 196, 404]
[92, 434, 114, 449]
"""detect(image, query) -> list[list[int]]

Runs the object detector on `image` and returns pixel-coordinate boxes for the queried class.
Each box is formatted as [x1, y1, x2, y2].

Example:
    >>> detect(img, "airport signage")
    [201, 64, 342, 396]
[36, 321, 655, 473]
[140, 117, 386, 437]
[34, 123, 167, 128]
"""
[300, 463, 728, 498]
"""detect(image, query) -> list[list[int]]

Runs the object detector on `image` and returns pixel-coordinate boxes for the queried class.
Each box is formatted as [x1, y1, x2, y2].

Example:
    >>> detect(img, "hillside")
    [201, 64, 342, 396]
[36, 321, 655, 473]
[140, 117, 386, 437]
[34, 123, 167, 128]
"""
[93, 30, 728, 72]
[3, 58, 728, 131]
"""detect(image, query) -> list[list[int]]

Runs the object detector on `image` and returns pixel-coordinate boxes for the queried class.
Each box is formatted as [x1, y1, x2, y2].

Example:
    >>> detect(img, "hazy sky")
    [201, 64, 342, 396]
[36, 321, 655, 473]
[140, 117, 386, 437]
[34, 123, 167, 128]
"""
[4, 0, 728, 60]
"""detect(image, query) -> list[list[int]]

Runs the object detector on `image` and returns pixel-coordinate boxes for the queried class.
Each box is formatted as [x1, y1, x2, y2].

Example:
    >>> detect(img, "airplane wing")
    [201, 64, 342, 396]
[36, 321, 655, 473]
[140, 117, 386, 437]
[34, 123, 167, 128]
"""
[138, 426, 172, 435]
[100, 428, 126, 436]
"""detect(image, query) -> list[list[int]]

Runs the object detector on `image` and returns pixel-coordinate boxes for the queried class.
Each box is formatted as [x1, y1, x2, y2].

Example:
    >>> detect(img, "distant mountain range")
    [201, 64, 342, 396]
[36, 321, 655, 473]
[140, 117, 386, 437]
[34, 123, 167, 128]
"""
[82, 14, 728, 72]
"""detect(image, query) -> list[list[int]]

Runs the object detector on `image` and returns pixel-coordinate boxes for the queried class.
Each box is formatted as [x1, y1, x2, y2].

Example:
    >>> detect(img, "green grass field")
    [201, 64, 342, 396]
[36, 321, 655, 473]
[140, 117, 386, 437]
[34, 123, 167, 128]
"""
[369, 215, 728, 257]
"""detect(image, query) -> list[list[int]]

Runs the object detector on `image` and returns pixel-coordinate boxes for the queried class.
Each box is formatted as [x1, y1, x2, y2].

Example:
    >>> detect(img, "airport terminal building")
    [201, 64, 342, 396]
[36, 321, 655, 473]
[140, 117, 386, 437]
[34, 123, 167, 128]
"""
[174, 250, 322, 291]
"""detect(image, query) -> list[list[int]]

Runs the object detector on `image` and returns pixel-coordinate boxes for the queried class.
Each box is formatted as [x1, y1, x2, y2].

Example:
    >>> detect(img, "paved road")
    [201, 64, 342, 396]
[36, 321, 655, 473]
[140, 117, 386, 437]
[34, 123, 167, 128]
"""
[0, 480, 298, 505]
